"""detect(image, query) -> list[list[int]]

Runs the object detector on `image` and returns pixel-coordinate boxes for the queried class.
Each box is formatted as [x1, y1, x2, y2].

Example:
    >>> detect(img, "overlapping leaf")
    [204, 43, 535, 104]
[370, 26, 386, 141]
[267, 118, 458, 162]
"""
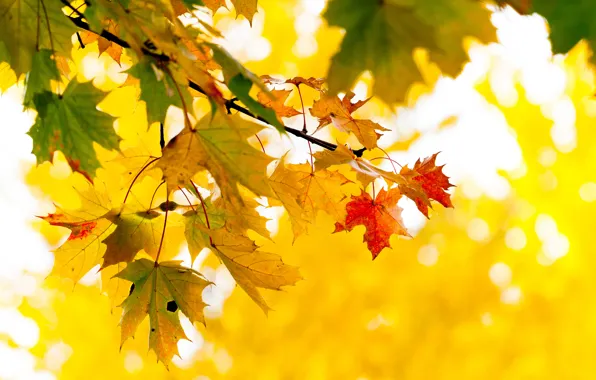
[0, 0, 76, 75]
[157, 112, 274, 202]
[257, 89, 301, 122]
[210, 229, 302, 313]
[310, 92, 387, 149]
[399, 153, 454, 217]
[79, 20, 123, 64]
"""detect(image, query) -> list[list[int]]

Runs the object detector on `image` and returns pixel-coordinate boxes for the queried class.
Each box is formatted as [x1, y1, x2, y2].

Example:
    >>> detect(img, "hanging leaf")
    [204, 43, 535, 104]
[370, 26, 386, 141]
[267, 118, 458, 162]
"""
[116, 258, 211, 366]
[334, 187, 409, 259]
[210, 229, 302, 313]
[28, 80, 121, 180]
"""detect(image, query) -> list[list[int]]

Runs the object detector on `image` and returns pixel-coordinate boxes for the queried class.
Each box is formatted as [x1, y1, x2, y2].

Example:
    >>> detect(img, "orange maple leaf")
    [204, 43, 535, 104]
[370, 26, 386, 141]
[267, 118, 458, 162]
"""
[79, 21, 122, 65]
[257, 89, 301, 122]
[261, 75, 325, 91]
[310, 92, 388, 149]
[334, 187, 409, 259]
[399, 153, 454, 218]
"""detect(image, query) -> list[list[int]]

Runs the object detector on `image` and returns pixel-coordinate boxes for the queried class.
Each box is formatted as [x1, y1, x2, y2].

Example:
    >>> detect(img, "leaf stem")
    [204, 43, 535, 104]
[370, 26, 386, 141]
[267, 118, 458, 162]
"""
[295, 84, 307, 133]
[154, 192, 169, 264]
[190, 181, 211, 230]
[178, 186, 196, 211]
[190, 180, 215, 247]
[122, 156, 160, 207]
[162, 64, 194, 131]
[255, 134, 266, 154]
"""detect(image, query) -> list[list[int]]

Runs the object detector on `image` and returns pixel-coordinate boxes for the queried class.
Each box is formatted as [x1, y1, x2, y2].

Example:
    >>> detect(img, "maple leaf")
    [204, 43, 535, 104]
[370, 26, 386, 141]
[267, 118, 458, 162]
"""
[23, 50, 60, 108]
[116, 258, 211, 366]
[261, 75, 326, 91]
[202, 0, 226, 13]
[310, 92, 387, 149]
[269, 160, 311, 239]
[210, 229, 301, 313]
[127, 58, 193, 126]
[40, 182, 115, 282]
[323, 0, 496, 103]
[181, 40, 220, 71]
[269, 158, 352, 240]
[101, 207, 165, 267]
[79, 21, 123, 64]
[257, 89, 301, 122]
[28, 80, 121, 180]
[0, 0, 76, 75]
[157, 112, 275, 203]
[399, 153, 454, 218]
[231, 0, 258, 24]
[334, 188, 409, 259]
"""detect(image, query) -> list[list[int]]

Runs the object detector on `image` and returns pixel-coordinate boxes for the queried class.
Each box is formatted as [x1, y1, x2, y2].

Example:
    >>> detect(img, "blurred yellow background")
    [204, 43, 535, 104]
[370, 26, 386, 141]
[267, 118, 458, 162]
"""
[2, 1, 596, 379]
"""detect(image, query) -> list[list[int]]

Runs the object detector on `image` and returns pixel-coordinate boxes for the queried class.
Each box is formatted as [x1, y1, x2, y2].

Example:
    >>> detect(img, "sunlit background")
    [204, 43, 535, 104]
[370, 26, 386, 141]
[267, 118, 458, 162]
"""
[2, 0, 596, 378]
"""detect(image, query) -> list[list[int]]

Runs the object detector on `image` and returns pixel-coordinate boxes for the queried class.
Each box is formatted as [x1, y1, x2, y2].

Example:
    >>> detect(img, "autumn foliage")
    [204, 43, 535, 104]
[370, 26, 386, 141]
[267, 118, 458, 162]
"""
[2, 0, 594, 375]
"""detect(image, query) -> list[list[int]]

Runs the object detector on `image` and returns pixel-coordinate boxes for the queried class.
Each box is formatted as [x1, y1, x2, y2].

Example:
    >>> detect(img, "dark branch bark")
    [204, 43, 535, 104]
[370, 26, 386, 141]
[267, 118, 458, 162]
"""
[63, 12, 366, 155]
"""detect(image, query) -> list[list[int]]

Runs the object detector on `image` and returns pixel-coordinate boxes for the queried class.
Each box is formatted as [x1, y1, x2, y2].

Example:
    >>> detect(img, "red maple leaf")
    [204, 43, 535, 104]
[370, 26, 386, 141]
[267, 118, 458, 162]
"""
[400, 153, 454, 218]
[40, 213, 98, 241]
[334, 187, 409, 259]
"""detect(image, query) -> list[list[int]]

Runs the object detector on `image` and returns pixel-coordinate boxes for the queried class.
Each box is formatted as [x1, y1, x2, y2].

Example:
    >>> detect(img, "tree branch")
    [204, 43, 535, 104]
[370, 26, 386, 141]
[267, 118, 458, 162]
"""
[63, 12, 366, 156]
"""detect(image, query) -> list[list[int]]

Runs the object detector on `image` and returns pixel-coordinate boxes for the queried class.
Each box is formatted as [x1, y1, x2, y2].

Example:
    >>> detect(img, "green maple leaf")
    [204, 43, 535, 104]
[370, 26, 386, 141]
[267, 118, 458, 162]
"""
[28, 80, 121, 180]
[0, 0, 76, 75]
[116, 258, 211, 367]
[323, 0, 496, 103]
[127, 59, 193, 126]
[23, 49, 60, 108]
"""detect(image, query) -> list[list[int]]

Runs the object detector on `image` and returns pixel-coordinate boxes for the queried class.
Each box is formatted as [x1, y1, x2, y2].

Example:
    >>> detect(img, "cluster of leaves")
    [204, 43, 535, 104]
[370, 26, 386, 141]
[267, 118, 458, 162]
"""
[4, 0, 585, 368]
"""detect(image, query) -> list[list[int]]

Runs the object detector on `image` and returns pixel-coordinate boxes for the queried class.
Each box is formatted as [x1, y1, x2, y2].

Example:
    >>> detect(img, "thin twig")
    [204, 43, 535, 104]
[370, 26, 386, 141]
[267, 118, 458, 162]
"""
[63, 13, 364, 155]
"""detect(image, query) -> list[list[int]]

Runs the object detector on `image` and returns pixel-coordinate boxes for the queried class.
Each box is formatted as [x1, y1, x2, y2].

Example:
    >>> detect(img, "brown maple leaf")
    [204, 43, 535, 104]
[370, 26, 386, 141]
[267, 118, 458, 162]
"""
[334, 187, 409, 259]
[399, 153, 454, 218]
[257, 89, 301, 122]
[310, 92, 388, 149]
